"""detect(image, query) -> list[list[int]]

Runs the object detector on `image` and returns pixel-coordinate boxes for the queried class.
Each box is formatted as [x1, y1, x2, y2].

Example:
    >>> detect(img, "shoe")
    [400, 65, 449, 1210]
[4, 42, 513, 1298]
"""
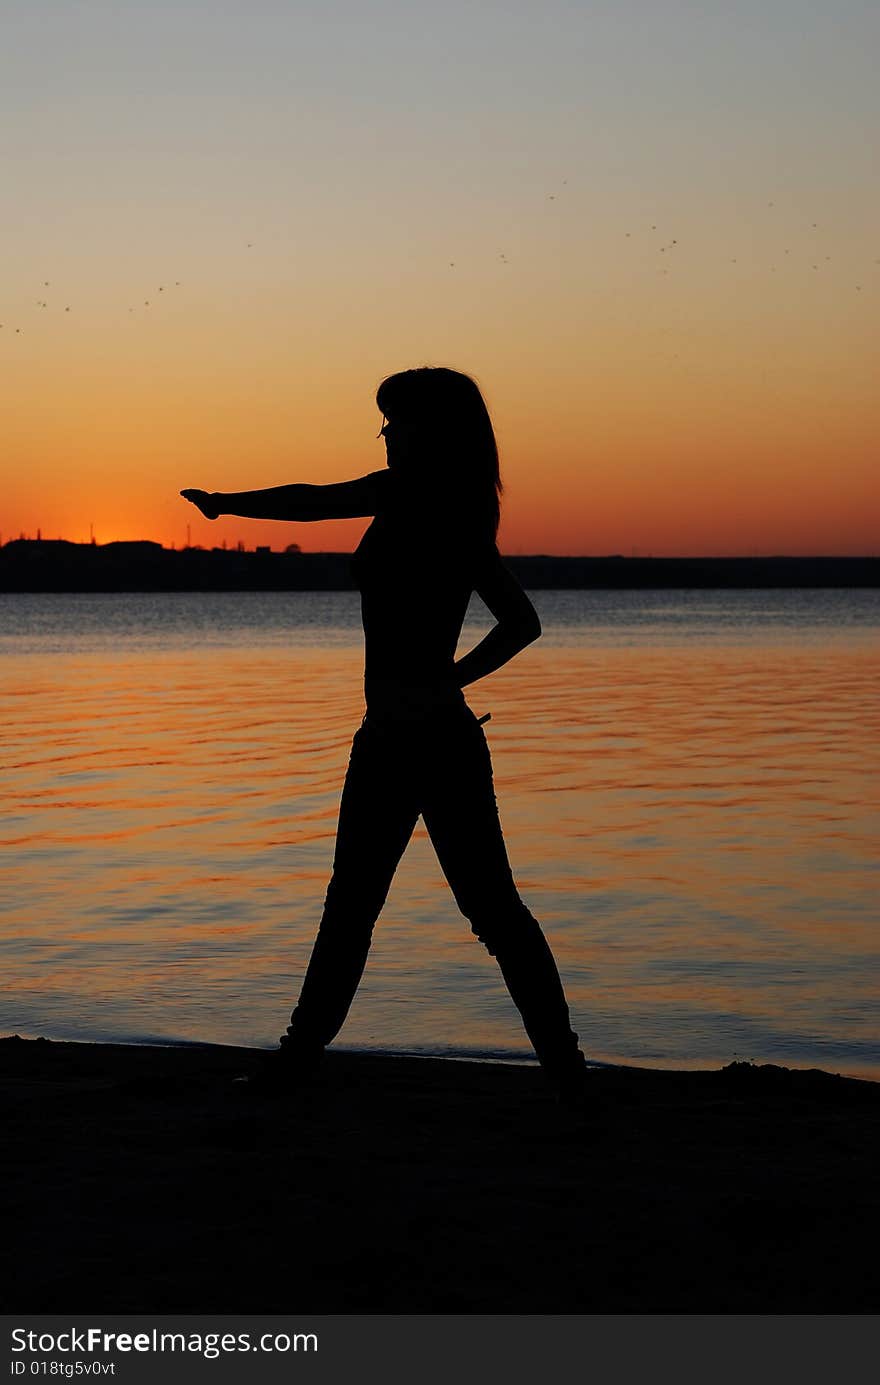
[549, 1052, 591, 1110]
[234, 1042, 323, 1096]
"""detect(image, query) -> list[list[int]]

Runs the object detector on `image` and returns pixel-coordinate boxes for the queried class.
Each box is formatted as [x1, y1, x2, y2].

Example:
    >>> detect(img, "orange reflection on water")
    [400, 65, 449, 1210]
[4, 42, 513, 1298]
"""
[3, 622, 878, 1074]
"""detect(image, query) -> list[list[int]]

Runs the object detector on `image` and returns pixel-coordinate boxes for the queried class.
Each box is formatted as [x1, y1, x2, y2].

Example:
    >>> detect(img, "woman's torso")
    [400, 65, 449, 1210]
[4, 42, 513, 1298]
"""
[350, 475, 490, 723]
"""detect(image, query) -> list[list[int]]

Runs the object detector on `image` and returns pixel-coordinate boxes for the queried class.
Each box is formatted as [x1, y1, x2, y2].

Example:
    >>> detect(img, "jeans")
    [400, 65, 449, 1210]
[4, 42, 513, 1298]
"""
[284, 704, 582, 1078]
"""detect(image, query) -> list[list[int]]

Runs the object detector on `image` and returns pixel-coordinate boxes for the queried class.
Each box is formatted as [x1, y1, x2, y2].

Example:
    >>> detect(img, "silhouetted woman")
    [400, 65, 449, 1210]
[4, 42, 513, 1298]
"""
[182, 367, 587, 1100]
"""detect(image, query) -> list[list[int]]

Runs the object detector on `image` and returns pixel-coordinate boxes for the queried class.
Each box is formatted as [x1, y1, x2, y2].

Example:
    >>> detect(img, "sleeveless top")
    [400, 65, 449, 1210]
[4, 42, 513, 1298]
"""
[350, 469, 494, 724]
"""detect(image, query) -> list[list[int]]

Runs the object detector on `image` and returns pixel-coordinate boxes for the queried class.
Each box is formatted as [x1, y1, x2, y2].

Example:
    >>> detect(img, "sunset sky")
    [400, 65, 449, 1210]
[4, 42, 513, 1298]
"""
[2, 0, 877, 556]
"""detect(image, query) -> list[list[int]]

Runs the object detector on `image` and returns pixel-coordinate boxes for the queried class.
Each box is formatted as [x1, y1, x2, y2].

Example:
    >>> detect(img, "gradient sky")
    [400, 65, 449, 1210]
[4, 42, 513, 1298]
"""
[2, 0, 877, 555]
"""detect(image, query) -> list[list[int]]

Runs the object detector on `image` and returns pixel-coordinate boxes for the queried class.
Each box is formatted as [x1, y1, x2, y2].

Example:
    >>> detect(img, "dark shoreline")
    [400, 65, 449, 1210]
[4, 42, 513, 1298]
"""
[3, 1035, 878, 1312]
[1, 539, 878, 591]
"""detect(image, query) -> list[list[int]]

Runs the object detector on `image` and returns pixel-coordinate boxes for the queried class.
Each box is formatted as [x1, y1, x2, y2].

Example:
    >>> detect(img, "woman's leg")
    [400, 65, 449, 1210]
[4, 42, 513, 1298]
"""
[419, 715, 584, 1086]
[283, 722, 420, 1055]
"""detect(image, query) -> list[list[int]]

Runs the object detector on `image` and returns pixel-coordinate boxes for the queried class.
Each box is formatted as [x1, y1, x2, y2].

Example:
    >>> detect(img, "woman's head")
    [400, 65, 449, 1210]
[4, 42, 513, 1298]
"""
[375, 366, 502, 538]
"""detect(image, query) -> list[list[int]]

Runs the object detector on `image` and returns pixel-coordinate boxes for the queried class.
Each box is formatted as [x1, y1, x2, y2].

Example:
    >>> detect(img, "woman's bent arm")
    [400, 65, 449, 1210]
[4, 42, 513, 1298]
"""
[453, 620, 540, 688]
[454, 548, 541, 688]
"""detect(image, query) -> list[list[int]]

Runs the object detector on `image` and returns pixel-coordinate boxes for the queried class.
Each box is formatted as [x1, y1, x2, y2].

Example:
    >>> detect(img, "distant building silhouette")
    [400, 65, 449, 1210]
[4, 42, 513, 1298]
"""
[0, 541, 876, 593]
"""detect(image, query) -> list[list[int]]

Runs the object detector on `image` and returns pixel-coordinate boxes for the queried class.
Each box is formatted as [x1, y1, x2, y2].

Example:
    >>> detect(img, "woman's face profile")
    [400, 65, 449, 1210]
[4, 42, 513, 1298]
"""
[379, 414, 419, 471]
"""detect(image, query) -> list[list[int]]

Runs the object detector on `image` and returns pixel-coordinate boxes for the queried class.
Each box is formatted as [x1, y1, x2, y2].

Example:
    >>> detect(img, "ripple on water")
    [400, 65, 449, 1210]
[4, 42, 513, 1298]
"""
[2, 590, 878, 1075]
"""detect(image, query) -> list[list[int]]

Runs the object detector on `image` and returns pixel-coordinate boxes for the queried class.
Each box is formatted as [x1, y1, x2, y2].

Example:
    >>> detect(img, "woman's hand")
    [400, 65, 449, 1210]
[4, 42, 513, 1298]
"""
[180, 489, 220, 521]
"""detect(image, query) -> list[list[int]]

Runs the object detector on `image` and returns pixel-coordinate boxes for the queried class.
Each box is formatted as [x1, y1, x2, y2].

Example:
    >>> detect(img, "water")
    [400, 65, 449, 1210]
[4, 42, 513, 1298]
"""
[2, 588, 878, 1078]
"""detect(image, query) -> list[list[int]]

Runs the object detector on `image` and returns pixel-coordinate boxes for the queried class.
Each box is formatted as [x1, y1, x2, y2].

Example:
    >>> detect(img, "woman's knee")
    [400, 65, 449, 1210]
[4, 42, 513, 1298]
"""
[461, 893, 543, 956]
[321, 872, 388, 930]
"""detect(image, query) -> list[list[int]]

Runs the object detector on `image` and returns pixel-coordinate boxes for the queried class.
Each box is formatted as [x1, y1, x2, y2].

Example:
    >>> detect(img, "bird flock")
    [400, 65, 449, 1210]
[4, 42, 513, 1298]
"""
[2, 205, 875, 335]
[443, 190, 873, 292]
[1, 277, 186, 334]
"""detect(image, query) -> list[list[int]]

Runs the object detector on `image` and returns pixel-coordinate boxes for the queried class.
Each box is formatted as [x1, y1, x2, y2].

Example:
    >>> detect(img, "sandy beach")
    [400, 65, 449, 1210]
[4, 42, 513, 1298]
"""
[2, 1035, 878, 1313]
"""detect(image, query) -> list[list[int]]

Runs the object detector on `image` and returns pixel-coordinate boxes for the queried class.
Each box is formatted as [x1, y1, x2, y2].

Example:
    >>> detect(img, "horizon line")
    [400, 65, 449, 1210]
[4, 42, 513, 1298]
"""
[1, 537, 877, 563]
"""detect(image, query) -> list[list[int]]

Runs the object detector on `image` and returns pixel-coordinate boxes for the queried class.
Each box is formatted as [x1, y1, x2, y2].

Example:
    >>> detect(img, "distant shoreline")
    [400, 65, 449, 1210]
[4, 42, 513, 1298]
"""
[1, 538, 878, 591]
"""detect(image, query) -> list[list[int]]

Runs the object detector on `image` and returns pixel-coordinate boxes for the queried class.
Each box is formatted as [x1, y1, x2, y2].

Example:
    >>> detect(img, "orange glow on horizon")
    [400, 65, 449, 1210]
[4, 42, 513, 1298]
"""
[3, 300, 877, 557]
[3, 2, 878, 559]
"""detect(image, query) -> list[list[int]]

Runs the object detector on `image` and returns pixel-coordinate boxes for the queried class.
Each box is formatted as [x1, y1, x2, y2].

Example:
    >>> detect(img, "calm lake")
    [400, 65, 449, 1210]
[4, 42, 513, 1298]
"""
[2, 587, 878, 1077]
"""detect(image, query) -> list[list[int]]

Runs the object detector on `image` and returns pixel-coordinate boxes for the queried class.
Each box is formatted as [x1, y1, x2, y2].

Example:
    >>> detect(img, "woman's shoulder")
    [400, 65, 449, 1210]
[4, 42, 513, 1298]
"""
[378, 471, 498, 570]
[361, 468, 394, 506]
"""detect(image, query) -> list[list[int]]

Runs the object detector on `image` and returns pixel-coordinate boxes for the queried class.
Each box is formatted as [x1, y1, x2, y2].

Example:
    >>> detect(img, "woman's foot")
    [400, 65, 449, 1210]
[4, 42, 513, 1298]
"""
[549, 1051, 591, 1108]
[234, 1041, 324, 1096]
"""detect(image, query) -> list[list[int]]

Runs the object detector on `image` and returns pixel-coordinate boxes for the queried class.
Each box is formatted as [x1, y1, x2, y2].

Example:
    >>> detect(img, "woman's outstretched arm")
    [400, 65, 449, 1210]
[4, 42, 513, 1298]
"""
[180, 470, 390, 522]
[454, 548, 541, 689]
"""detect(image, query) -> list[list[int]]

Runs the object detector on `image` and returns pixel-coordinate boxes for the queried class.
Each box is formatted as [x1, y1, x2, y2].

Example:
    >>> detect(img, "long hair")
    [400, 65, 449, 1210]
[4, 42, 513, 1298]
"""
[375, 367, 502, 540]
